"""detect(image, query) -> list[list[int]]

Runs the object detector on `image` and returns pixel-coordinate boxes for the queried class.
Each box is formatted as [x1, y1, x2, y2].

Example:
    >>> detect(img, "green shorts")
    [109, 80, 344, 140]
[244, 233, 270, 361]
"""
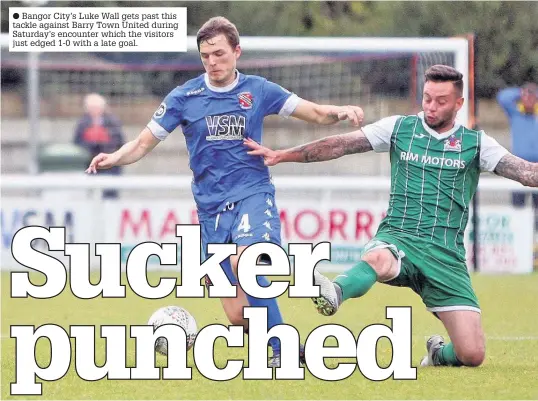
[362, 231, 480, 314]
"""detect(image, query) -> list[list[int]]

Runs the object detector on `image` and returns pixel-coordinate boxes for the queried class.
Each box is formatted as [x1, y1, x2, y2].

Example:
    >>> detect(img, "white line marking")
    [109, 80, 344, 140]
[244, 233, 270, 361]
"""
[488, 336, 538, 341]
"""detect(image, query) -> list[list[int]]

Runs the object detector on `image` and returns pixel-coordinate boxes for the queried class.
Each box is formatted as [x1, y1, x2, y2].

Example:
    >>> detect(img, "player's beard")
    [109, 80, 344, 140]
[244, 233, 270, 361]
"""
[425, 111, 456, 131]
[424, 118, 447, 130]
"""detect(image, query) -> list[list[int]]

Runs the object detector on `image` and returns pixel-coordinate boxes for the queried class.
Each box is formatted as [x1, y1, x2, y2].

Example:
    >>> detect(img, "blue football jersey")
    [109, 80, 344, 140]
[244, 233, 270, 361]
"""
[147, 71, 299, 219]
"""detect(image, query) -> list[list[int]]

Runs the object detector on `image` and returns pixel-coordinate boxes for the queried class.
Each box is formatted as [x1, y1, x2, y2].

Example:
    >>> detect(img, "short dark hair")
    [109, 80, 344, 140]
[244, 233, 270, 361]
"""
[196, 17, 240, 51]
[424, 64, 464, 96]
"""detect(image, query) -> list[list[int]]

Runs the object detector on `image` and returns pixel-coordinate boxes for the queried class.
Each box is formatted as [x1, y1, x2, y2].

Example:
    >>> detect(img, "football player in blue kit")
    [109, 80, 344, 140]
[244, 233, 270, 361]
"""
[86, 16, 364, 366]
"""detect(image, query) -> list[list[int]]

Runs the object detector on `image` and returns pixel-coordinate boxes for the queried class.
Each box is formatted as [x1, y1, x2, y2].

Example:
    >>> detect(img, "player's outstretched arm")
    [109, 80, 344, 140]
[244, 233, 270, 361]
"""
[86, 127, 160, 174]
[244, 129, 373, 166]
[494, 153, 538, 187]
[496, 87, 521, 116]
[291, 99, 364, 126]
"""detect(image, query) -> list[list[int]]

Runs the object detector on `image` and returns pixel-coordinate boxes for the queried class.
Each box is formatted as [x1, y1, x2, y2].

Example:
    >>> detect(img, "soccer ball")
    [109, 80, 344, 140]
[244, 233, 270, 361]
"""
[147, 306, 198, 355]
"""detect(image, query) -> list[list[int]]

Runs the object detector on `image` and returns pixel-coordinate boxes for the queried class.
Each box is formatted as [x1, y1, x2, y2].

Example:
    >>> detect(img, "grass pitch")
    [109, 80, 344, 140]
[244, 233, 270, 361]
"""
[1, 271, 537, 400]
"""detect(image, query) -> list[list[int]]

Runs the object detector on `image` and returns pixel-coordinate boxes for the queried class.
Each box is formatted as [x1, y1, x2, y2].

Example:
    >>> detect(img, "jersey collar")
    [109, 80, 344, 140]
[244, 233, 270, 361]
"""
[204, 70, 240, 93]
[418, 111, 462, 140]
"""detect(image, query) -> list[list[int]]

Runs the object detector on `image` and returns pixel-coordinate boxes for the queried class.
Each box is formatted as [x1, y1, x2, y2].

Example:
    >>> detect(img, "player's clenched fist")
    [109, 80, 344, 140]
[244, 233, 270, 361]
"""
[85, 153, 119, 174]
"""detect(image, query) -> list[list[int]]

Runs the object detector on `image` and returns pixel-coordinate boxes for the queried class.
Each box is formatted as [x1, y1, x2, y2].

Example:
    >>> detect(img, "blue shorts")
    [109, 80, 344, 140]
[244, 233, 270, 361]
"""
[199, 192, 282, 283]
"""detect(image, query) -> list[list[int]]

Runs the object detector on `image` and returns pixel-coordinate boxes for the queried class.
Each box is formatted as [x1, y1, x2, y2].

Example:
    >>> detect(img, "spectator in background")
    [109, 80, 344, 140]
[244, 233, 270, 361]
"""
[74, 93, 125, 199]
[497, 83, 538, 213]
[498, 82, 538, 272]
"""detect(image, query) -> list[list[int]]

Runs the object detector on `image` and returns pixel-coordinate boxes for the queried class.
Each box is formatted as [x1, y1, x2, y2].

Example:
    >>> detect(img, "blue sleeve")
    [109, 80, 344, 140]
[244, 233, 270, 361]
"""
[496, 88, 520, 117]
[261, 80, 294, 116]
[147, 89, 184, 140]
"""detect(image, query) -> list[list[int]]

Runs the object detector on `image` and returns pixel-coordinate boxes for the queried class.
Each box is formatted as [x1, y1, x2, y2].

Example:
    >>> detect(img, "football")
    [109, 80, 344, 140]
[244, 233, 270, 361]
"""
[147, 306, 198, 355]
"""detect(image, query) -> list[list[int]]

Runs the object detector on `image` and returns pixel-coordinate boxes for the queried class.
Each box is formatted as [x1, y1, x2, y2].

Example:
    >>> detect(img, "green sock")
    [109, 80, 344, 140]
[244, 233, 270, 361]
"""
[434, 342, 463, 367]
[334, 260, 377, 302]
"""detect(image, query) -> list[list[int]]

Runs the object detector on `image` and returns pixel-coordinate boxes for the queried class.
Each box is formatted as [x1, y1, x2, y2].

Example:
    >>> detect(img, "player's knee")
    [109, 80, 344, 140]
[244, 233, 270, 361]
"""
[458, 345, 485, 367]
[362, 250, 393, 280]
[222, 299, 248, 327]
[227, 308, 246, 326]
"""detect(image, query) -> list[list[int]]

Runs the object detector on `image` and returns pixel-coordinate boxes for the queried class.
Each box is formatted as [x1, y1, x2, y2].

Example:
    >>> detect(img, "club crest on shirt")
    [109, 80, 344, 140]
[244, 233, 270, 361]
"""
[444, 135, 461, 152]
[153, 103, 166, 119]
[238, 92, 253, 109]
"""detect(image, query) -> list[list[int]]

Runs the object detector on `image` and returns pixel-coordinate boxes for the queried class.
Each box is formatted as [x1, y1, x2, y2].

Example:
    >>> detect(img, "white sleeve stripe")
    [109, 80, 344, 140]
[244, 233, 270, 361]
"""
[486, 149, 509, 172]
[360, 115, 401, 153]
[278, 94, 301, 118]
[479, 130, 510, 172]
[147, 120, 170, 141]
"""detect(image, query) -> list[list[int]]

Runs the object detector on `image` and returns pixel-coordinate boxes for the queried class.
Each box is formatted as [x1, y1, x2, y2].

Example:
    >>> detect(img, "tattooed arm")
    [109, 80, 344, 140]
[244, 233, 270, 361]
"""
[494, 154, 538, 186]
[280, 130, 373, 163]
[244, 130, 373, 166]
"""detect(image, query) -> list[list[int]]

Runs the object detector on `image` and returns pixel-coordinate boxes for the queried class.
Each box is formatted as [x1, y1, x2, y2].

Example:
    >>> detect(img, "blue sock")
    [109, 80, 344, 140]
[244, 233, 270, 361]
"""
[220, 260, 282, 353]
[245, 274, 283, 354]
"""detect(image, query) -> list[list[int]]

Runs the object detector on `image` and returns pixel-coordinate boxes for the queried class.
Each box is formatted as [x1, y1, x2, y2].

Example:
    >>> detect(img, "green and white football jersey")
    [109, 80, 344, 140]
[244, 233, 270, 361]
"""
[362, 112, 509, 252]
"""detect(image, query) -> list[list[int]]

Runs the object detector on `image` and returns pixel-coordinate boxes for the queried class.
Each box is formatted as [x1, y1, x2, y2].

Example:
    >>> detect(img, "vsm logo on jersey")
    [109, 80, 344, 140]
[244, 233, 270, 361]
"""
[205, 114, 246, 141]
[444, 135, 462, 152]
[238, 92, 253, 109]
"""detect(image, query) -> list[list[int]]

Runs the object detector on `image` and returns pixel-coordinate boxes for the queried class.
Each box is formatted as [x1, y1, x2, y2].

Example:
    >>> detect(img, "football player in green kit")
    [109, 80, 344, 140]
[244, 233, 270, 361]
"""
[244, 64, 538, 368]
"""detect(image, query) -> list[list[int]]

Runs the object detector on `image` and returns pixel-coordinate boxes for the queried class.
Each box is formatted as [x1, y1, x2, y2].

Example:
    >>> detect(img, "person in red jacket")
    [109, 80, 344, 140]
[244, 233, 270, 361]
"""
[74, 93, 125, 199]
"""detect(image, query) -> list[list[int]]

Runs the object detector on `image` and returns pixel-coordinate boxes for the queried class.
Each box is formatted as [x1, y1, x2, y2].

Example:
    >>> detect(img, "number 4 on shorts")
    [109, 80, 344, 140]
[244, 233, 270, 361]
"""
[238, 214, 251, 232]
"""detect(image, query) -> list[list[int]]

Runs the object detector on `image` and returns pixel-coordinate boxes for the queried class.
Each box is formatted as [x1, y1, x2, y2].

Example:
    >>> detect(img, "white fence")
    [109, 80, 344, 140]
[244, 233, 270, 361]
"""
[4, 173, 538, 192]
[1, 174, 536, 274]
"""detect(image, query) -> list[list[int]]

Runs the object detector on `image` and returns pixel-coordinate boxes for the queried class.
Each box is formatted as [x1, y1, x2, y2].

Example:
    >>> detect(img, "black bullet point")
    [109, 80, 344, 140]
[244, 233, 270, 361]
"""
[13, 13, 19, 19]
